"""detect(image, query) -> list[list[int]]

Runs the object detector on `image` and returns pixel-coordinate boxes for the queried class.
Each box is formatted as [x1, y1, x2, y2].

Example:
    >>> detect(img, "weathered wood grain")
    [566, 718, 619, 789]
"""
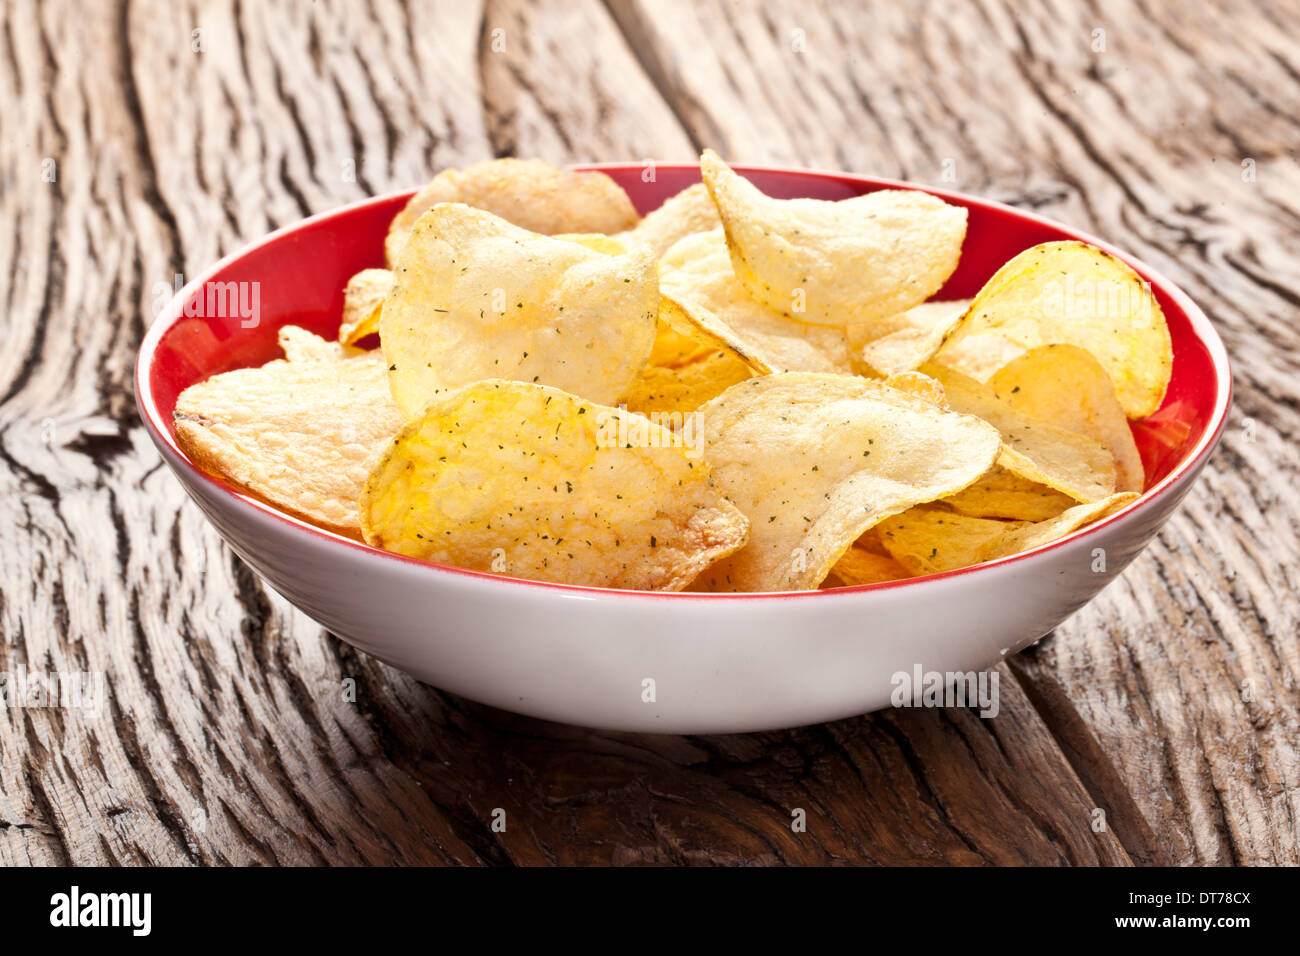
[0, 0, 1294, 865]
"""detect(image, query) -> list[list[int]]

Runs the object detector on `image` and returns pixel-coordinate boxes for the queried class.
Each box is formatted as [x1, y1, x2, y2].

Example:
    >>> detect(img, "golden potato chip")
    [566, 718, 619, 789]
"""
[174, 328, 403, 536]
[692, 374, 1002, 591]
[933, 331, 1025, 381]
[922, 361, 1117, 503]
[381, 204, 658, 418]
[988, 345, 1145, 493]
[940, 466, 1075, 521]
[878, 492, 1138, 576]
[847, 298, 972, 377]
[623, 347, 753, 416]
[384, 158, 639, 266]
[824, 546, 910, 587]
[882, 371, 948, 408]
[700, 150, 967, 327]
[359, 380, 749, 591]
[338, 268, 392, 346]
[938, 241, 1172, 417]
[659, 230, 853, 373]
[614, 183, 721, 259]
[878, 509, 1030, 576]
[648, 301, 718, 368]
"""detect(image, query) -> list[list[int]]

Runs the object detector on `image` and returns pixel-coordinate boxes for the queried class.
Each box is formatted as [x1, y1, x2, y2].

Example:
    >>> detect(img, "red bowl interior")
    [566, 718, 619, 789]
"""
[137, 164, 1230, 589]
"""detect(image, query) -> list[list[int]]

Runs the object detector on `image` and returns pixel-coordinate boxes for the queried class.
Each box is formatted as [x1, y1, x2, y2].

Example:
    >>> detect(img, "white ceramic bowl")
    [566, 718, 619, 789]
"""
[136, 165, 1231, 733]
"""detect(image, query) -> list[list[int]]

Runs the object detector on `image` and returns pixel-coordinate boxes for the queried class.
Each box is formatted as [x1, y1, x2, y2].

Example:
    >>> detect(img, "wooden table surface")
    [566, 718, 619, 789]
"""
[2, 0, 1297, 866]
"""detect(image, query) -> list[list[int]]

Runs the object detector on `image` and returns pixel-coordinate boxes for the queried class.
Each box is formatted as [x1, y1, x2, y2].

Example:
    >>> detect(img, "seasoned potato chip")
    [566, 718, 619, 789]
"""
[922, 362, 1117, 503]
[359, 380, 749, 590]
[659, 230, 853, 373]
[700, 150, 967, 327]
[692, 374, 1002, 591]
[338, 268, 393, 346]
[878, 509, 1030, 576]
[988, 345, 1145, 493]
[824, 546, 910, 587]
[938, 241, 1172, 417]
[384, 158, 638, 266]
[879, 492, 1138, 576]
[882, 371, 948, 408]
[847, 298, 972, 377]
[382, 204, 658, 418]
[940, 466, 1075, 521]
[174, 328, 403, 536]
[614, 183, 721, 259]
[623, 347, 753, 416]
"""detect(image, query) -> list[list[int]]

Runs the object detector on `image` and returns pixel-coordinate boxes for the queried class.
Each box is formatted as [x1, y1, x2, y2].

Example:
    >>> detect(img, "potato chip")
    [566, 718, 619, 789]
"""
[556, 233, 628, 255]
[938, 240, 1172, 417]
[279, 324, 364, 363]
[174, 328, 403, 536]
[940, 466, 1075, 521]
[337, 269, 393, 346]
[648, 301, 718, 368]
[824, 546, 910, 587]
[878, 509, 1030, 576]
[700, 150, 967, 327]
[921, 361, 1117, 503]
[623, 347, 753, 416]
[381, 204, 658, 418]
[659, 230, 853, 373]
[878, 492, 1138, 576]
[988, 345, 1145, 493]
[384, 158, 639, 266]
[691, 374, 1002, 591]
[847, 298, 972, 377]
[933, 331, 1025, 381]
[614, 183, 721, 259]
[359, 380, 749, 591]
[882, 371, 948, 408]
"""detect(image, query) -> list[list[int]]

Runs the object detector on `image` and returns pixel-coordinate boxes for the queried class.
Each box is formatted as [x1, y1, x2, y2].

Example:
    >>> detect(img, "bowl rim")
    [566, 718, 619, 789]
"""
[135, 162, 1233, 601]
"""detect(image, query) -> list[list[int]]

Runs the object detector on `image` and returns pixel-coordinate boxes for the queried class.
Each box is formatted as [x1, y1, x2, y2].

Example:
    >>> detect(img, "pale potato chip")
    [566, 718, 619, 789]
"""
[623, 347, 753, 417]
[692, 373, 1002, 591]
[922, 361, 1117, 503]
[556, 233, 628, 255]
[659, 229, 853, 373]
[614, 183, 721, 259]
[938, 240, 1172, 417]
[279, 324, 364, 363]
[824, 546, 910, 587]
[933, 331, 1025, 381]
[338, 268, 393, 345]
[847, 298, 972, 377]
[988, 345, 1145, 493]
[358, 380, 749, 591]
[174, 328, 403, 536]
[878, 492, 1138, 576]
[878, 509, 1030, 576]
[382, 204, 658, 418]
[882, 371, 948, 408]
[385, 158, 639, 266]
[940, 466, 1075, 521]
[700, 150, 967, 327]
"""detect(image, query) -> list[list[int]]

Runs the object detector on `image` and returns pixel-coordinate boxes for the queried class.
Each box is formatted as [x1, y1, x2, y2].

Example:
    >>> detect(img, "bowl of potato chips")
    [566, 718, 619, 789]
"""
[136, 155, 1229, 732]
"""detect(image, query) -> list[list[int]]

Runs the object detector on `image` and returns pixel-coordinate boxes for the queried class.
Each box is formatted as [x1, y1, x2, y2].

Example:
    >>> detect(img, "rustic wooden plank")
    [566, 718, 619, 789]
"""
[609, 0, 1300, 864]
[3, 0, 1290, 867]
